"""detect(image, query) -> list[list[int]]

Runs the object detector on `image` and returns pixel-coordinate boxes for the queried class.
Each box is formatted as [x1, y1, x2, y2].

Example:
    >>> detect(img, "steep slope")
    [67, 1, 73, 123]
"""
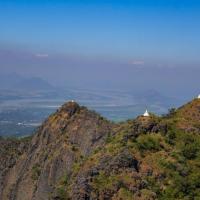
[0, 137, 30, 197]
[0, 98, 200, 200]
[0, 102, 113, 200]
[172, 98, 200, 132]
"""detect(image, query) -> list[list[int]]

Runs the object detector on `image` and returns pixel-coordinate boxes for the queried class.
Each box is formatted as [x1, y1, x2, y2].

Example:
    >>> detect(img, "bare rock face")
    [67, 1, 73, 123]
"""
[0, 102, 113, 200]
[69, 149, 139, 200]
[0, 137, 30, 198]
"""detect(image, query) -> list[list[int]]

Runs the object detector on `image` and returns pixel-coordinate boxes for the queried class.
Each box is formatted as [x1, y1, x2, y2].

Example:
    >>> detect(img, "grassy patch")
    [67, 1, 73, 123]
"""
[136, 134, 163, 152]
[31, 163, 41, 181]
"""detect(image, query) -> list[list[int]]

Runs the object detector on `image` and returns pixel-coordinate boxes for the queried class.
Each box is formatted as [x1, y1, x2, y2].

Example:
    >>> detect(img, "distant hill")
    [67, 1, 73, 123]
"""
[15, 77, 53, 90]
[0, 73, 53, 91]
[127, 89, 183, 111]
[0, 73, 23, 89]
[0, 98, 200, 199]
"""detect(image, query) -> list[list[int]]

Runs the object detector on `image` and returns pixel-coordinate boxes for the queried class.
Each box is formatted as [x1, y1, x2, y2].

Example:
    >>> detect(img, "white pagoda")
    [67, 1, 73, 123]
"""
[198, 94, 200, 99]
[143, 109, 150, 117]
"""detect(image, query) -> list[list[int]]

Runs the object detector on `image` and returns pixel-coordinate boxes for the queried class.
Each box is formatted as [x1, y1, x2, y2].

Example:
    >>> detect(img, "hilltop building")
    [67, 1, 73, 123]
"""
[198, 94, 200, 99]
[143, 109, 150, 117]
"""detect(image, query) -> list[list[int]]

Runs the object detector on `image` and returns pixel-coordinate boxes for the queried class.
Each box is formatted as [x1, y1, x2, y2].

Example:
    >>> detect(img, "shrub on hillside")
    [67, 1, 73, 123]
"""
[136, 134, 162, 152]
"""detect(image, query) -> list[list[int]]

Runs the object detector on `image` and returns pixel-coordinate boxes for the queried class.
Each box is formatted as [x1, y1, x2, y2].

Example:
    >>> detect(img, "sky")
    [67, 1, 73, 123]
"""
[0, 0, 200, 97]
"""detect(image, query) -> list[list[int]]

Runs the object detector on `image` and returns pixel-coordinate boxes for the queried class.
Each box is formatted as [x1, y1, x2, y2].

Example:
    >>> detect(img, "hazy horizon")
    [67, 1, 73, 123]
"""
[0, 0, 200, 99]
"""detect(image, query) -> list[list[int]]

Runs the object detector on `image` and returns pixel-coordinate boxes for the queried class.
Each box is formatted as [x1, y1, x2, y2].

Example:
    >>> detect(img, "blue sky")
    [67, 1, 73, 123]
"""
[0, 0, 200, 96]
[1, 0, 200, 60]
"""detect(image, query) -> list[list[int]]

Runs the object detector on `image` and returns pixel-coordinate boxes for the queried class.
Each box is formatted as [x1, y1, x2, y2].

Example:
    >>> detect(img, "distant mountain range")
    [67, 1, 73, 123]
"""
[0, 73, 185, 107]
[0, 73, 53, 91]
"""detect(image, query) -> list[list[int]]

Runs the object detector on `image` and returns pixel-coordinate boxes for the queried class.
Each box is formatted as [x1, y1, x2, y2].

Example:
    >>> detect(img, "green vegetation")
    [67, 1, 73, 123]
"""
[115, 187, 134, 200]
[31, 164, 41, 181]
[92, 171, 119, 191]
[56, 186, 68, 200]
[136, 134, 162, 152]
[55, 174, 69, 200]
[2, 98, 200, 200]
[105, 133, 113, 143]
[157, 129, 200, 199]
[72, 99, 200, 199]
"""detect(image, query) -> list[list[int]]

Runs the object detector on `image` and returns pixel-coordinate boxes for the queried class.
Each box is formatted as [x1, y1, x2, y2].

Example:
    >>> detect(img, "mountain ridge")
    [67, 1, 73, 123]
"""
[0, 98, 200, 199]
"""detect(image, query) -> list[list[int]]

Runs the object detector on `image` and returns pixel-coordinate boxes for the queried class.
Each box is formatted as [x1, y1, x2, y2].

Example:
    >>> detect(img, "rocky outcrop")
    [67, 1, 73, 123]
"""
[69, 149, 139, 200]
[0, 137, 30, 197]
[0, 102, 113, 200]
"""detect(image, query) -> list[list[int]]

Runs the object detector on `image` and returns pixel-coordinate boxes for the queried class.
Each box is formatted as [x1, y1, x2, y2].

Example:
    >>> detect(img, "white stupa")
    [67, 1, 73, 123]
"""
[198, 94, 200, 99]
[70, 100, 75, 103]
[143, 109, 150, 117]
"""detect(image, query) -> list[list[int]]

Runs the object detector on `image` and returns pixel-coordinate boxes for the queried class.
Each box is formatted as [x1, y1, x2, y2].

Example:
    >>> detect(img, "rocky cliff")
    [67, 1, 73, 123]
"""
[0, 99, 200, 200]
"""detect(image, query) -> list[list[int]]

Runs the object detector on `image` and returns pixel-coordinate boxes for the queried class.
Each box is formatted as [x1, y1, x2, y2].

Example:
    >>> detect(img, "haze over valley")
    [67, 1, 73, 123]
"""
[0, 70, 198, 137]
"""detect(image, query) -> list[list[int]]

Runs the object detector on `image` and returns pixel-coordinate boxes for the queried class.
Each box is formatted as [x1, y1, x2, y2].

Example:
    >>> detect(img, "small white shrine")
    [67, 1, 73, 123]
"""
[198, 94, 200, 99]
[143, 109, 150, 117]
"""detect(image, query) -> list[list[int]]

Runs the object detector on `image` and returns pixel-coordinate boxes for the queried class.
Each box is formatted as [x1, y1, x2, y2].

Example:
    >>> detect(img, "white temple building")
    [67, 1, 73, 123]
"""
[143, 109, 150, 117]
[198, 94, 200, 99]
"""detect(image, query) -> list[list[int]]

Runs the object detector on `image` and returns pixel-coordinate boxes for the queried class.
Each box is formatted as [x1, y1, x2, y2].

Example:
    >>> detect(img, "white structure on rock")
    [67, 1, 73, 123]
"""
[143, 109, 150, 117]
[198, 94, 200, 99]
